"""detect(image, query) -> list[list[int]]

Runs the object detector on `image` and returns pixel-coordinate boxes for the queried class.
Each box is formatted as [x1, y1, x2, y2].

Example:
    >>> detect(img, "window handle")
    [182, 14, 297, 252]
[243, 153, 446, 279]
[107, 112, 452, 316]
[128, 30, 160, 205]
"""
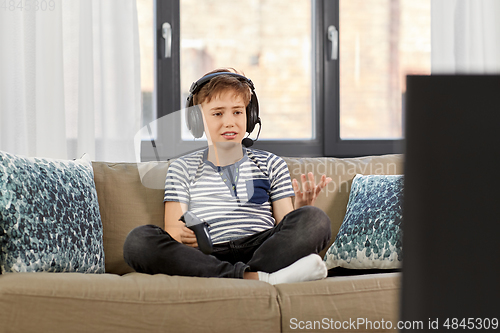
[162, 22, 172, 58]
[328, 25, 338, 60]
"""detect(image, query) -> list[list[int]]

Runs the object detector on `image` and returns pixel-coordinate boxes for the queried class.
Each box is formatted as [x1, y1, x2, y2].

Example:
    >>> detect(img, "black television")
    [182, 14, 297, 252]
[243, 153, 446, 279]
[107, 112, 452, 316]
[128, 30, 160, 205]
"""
[401, 75, 500, 331]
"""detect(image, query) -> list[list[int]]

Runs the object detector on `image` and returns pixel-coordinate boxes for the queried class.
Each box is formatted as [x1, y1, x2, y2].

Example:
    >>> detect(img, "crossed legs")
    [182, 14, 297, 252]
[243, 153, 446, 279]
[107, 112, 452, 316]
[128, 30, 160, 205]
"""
[123, 206, 331, 284]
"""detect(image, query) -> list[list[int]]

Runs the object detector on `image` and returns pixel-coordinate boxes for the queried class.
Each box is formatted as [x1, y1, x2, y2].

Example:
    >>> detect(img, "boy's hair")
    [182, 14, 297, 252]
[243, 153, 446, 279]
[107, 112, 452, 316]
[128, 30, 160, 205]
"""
[193, 68, 252, 107]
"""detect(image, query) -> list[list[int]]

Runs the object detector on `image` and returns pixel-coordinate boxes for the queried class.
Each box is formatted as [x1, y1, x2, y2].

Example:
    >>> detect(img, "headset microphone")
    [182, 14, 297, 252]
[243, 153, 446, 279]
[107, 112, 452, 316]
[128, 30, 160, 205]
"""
[242, 120, 261, 148]
[242, 138, 254, 147]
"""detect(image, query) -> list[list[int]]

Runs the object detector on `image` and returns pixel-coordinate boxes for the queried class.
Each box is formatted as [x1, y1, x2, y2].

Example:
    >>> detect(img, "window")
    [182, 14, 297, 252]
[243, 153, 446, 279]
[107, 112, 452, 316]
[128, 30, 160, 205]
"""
[139, 0, 430, 160]
[339, 0, 430, 140]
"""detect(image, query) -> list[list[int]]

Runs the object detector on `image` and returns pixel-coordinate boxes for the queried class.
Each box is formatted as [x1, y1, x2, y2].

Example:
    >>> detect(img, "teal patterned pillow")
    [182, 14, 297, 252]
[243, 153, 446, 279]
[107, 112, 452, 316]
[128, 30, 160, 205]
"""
[0, 151, 104, 273]
[324, 174, 404, 270]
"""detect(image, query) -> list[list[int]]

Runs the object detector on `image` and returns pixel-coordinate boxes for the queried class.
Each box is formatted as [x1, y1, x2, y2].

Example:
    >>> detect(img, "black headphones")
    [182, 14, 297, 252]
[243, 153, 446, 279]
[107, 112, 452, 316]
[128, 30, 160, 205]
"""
[185, 72, 261, 141]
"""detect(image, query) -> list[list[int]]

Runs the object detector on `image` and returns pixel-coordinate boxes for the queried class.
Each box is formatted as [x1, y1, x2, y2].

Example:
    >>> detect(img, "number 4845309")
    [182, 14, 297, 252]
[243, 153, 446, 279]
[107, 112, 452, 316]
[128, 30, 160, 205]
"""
[1, 0, 56, 11]
[443, 318, 498, 330]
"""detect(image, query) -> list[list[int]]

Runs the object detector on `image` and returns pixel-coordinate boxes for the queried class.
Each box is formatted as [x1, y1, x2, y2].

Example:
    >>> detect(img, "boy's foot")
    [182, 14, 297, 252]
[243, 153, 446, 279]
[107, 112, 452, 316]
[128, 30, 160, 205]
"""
[257, 254, 327, 285]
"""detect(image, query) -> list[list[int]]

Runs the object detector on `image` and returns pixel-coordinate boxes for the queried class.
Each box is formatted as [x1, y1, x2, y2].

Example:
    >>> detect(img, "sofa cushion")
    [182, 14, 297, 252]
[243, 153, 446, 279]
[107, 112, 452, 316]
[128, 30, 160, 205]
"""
[0, 151, 104, 273]
[92, 161, 169, 275]
[0, 272, 281, 333]
[324, 174, 404, 270]
[276, 273, 401, 333]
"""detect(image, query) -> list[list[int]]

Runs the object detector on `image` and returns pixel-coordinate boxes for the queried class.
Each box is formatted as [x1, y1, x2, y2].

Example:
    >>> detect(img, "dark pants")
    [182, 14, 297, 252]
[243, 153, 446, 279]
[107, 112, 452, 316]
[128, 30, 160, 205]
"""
[123, 206, 331, 279]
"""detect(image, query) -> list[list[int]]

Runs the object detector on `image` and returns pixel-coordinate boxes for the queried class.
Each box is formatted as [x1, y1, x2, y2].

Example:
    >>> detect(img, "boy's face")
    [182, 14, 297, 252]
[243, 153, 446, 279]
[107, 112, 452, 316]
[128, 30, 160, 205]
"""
[200, 90, 247, 145]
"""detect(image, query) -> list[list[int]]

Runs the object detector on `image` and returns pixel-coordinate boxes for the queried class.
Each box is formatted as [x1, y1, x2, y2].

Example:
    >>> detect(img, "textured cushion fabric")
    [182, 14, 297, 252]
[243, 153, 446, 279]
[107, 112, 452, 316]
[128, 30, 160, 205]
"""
[0, 151, 104, 273]
[324, 174, 404, 270]
[92, 161, 168, 275]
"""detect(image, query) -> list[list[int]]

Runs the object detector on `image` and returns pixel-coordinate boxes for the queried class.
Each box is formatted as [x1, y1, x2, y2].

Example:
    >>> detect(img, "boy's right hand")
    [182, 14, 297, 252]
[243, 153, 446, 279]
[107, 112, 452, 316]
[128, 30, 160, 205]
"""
[180, 226, 198, 248]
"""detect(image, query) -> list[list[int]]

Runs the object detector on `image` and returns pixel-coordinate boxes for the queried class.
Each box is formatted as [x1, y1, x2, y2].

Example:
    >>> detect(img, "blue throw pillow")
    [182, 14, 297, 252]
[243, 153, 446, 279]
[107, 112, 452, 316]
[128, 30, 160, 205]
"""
[324, 174, 404, 270]
[0, 151, 105, 273]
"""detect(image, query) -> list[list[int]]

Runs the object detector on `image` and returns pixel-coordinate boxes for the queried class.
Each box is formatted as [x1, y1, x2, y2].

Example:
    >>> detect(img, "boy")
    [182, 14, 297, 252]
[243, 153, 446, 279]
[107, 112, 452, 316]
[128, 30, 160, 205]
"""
[124, 68, 332, 284]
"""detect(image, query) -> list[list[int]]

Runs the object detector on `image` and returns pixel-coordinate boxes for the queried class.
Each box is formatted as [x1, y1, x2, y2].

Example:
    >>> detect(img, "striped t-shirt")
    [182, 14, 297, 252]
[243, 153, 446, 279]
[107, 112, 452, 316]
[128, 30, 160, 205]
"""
[164, 147, 295, 244]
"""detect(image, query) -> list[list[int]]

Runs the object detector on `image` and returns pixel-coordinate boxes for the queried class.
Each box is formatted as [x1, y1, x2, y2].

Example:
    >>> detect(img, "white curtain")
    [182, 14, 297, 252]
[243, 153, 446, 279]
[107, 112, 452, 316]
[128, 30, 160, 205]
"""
[431, 0, 500, 74]
[0, 0, 141, 162]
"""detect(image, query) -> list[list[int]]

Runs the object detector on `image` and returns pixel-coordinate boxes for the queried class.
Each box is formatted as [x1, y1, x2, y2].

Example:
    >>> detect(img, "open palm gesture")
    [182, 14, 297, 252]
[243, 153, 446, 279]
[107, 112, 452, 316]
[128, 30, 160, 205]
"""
[292, 172, 332, 209]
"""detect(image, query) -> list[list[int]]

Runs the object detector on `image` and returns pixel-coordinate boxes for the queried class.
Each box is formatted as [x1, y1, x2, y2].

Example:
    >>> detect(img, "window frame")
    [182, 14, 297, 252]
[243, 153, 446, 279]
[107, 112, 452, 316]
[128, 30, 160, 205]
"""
[141, 0, 404, 161]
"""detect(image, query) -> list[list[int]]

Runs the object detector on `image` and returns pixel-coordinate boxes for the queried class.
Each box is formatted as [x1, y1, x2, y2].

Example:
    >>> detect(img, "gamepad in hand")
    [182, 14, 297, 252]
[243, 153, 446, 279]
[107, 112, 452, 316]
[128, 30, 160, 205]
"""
[179, 211, 213, 255]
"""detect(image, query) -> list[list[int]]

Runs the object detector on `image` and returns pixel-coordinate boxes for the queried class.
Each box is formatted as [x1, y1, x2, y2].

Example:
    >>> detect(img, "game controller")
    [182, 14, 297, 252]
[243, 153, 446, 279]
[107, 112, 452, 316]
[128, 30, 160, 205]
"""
[179, 211, 213, 255]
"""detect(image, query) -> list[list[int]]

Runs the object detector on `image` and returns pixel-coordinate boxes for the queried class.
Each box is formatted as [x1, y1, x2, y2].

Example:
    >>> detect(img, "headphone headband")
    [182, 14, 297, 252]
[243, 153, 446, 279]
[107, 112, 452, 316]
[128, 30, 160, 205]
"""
[187, 72, 255, 108]
[189, 72, 255, 96]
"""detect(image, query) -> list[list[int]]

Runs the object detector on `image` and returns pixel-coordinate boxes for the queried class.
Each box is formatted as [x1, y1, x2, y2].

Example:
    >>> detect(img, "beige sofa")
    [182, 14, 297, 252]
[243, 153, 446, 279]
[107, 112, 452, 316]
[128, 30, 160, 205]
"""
[0, 154, 403, 333]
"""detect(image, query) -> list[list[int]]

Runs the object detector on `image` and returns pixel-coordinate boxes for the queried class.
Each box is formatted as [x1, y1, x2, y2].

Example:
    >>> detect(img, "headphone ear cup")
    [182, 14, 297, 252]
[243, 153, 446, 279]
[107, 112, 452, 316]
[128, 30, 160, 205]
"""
[186, 104, 204, 139]
[246, 93, 260, 133]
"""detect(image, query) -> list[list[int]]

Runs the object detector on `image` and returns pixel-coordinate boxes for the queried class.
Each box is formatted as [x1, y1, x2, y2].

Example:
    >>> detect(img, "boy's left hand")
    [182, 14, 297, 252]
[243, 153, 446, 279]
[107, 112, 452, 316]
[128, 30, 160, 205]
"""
[292, 172, 332, 209]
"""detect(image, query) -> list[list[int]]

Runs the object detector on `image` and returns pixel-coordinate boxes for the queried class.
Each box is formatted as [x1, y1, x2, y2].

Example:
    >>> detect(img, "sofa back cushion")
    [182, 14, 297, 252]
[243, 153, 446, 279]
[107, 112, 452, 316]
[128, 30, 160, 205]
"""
[92, 161, 169, 275]
[94, 154, 403, 275]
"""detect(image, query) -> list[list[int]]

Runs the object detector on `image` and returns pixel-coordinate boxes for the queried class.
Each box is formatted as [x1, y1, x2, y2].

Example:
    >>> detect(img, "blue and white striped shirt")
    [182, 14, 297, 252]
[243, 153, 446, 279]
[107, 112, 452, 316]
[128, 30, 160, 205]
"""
[164, 147, 295, 244]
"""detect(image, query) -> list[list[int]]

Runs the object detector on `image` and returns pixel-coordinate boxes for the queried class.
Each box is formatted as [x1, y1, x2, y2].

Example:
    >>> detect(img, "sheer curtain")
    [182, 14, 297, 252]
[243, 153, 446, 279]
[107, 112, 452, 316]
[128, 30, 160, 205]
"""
[431, 0, 500, 74]
[0, 0, 141, 161]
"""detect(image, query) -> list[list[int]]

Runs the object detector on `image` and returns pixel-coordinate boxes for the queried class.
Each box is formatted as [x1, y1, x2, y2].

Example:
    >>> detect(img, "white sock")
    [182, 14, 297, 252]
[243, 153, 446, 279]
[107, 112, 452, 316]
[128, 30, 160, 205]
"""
[257, 254, 328, 285]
